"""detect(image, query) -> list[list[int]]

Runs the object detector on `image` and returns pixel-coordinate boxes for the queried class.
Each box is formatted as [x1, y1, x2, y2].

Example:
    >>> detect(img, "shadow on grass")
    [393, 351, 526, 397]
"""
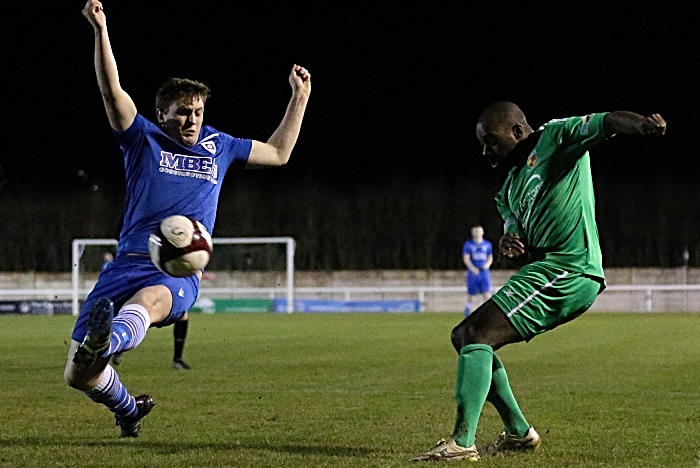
[0, 437, 378, 458]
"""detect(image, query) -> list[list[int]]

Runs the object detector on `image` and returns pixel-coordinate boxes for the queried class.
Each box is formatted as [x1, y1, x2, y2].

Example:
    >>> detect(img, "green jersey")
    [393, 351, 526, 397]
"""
[495, 112, 609, 282]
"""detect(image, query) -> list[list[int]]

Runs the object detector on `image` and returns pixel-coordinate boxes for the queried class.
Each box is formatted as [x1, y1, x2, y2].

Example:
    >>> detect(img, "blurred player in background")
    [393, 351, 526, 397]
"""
[413, 102, 666, 461]
[65, 0, 310, 437]
[462, 225, 493, 317]
[101, 252, 114, 270]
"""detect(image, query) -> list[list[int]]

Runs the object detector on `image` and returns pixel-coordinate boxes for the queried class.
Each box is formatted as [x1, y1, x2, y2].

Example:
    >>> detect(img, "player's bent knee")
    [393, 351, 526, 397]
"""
[64, 364, 92, 391]
[451, 321, 479, 352]
[450, 326, 464, 352]
[63, 340, 106, 391]
[451, 300, 521, 351]
[64, 372, 86, 391]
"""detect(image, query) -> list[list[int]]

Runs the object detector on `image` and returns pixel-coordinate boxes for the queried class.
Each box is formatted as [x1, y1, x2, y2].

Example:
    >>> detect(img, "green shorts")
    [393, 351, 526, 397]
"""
[491, 262, 604, 341]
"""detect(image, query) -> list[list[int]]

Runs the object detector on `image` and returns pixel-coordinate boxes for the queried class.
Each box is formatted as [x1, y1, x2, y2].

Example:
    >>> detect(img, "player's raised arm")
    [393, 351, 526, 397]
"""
[247, 65, 311, 167]
[82, 0, 137, 132]
[603, 111, 666, 138]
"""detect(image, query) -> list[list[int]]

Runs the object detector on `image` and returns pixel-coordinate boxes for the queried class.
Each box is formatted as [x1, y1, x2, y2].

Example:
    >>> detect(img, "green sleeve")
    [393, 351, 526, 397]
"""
[537, 113, 609, 167]
[560, 112, 609, 156]
[495, 182, 524, 237]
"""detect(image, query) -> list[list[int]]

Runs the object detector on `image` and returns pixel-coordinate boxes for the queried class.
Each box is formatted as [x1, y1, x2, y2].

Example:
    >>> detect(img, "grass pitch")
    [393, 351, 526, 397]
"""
[0, 312, 699, 467]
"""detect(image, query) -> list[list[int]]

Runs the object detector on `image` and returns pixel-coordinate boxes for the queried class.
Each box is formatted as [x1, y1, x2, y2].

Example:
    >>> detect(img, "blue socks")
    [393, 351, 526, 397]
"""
[84, 304, 152, 420]
[464, 303, 473, 317]
[105, 304, 151, 357]
[85, 364, 137, 420]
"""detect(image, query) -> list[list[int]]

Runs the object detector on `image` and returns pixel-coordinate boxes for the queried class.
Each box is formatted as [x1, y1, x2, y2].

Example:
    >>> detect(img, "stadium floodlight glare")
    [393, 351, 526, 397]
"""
[71, 237, 296, 316]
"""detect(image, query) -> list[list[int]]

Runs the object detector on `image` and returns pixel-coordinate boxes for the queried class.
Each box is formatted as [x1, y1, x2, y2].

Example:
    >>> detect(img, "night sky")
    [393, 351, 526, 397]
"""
[1, 2, 699, 269]
[4, 2, 697, 181]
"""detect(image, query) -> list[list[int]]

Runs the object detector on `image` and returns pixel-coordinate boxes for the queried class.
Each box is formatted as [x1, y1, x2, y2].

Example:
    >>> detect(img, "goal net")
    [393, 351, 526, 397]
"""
[71, 237, 295, 315]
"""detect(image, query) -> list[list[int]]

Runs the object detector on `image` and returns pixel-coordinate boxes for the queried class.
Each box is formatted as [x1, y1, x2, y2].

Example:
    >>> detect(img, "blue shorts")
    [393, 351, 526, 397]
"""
[71, 254, 199, 342]
[467, 270, 491, 296]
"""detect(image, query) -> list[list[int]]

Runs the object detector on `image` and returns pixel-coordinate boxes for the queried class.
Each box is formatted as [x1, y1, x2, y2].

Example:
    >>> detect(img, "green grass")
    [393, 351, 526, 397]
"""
[1, 312, 699, 467]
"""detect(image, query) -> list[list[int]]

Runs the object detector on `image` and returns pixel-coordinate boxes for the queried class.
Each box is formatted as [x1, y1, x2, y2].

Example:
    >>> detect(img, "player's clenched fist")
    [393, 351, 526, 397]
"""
[638, 114, 666, 137]
[289, 65, 311, 97]
[82, 0, 106, 30]
[499, 233, 526, 259]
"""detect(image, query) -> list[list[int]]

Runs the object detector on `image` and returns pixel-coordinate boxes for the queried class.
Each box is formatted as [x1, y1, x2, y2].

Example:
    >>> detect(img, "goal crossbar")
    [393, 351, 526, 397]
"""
[71, 237, 296, 316]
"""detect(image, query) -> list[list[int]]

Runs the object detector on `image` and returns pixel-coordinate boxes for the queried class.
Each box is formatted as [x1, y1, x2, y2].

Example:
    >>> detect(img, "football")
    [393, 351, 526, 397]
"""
[148, 215, 213, 277]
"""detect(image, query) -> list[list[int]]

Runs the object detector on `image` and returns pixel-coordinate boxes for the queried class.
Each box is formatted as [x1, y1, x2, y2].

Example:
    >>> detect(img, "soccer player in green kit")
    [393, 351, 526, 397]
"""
[413, 102, 666, 462]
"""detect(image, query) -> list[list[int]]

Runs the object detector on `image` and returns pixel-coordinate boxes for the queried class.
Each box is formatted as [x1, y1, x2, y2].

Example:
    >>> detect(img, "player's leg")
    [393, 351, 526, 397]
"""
[483, 265, 601, 453]
[464, 295, 474, 317]
[485, 353, 532, 441]
[65, 256, 200, 436]
[470, 271, 534, 447]
[172, 313, 191, 370]
[464, 273, 478, 317]
[65, 285, 172, 435]
[413, 301, 522, 461]
[108, 285, 172, 354]
[482, 270, 493, 301]
[64, 338, 149, 430]
[69, 285, 172, 375]
[450, 301, 523, 447]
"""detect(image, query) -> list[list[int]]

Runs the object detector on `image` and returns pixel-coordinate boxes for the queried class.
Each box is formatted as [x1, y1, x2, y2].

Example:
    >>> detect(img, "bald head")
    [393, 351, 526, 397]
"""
[478, 101, 529, 128]
[476, 102, 533, 168]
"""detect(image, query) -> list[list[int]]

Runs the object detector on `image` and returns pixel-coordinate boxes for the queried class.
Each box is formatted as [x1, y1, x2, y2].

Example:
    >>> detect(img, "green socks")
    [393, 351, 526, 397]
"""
[453, 344, 494, 447]
[452, 346, 531, 448]
[487, 354, 531, 437]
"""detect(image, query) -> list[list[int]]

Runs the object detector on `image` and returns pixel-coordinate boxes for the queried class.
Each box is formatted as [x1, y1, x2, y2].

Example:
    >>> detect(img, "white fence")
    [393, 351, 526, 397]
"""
[1, 284, 699, 313]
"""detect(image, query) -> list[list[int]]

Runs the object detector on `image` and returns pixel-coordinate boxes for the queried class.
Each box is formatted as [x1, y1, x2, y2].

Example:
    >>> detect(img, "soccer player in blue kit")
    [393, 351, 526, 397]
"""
[64, 0, 311, 437]
[462, 225, 493, 317]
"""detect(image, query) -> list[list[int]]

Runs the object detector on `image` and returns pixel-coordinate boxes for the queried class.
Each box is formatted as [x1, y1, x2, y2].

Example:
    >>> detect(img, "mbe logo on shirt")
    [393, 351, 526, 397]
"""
[159, 151, 219, 184]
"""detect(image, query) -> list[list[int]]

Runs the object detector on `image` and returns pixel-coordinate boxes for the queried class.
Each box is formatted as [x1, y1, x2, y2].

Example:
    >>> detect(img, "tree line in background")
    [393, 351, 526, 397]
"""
[1, 168, 699, 272]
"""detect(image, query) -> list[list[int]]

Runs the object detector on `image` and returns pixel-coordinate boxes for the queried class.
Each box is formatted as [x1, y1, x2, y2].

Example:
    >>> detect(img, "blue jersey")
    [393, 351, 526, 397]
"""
[462, 240, 493, 270]
[115, 114, 252, 254]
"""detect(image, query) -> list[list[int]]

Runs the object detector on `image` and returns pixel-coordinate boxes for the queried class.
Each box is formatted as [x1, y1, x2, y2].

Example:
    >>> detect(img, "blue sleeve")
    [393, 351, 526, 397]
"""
[225, 134, 253, 170]
[114, 114, 147, 152]
[462, 242, 471, 255]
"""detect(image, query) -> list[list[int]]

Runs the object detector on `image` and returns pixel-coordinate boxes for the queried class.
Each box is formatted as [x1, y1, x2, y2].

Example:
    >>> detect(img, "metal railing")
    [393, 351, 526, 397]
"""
[2, 284, 699, 312]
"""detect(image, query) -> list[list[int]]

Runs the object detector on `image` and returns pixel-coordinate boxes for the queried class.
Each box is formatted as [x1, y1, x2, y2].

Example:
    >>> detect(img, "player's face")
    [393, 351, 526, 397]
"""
[158, 97, 205, 147]
[471, 226, 484, 239]
[476, 120, 520, 167]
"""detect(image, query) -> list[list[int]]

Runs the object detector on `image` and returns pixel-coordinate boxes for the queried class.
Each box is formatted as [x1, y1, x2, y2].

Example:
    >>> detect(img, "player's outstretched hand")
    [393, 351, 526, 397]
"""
[82, 0, 106, 30]
[499, 233, 525, 259]
[639, 114, 666, 137]
[289, 65, 311, 98]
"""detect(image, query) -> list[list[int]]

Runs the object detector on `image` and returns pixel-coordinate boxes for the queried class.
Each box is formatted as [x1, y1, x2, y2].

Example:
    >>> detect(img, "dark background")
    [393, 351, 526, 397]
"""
[1, 2, 698, 271]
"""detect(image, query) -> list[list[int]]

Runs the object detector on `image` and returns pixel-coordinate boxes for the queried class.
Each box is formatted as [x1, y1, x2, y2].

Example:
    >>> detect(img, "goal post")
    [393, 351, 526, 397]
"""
[71, 237, 296, 316]
[71, 238, 118, 317]
[212, 237, 296, 314]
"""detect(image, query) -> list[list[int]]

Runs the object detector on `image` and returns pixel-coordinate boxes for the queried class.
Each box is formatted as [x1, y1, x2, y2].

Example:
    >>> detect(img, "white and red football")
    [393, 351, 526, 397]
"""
[148, 215, 213, 277]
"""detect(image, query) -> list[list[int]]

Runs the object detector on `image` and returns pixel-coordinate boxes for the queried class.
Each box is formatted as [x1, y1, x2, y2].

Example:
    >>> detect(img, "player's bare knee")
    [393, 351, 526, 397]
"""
[65, 372, 86, 391]
[64, 365, 91, 391]
[450, 326, 464, 352]
[451, 322, 478, 352]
